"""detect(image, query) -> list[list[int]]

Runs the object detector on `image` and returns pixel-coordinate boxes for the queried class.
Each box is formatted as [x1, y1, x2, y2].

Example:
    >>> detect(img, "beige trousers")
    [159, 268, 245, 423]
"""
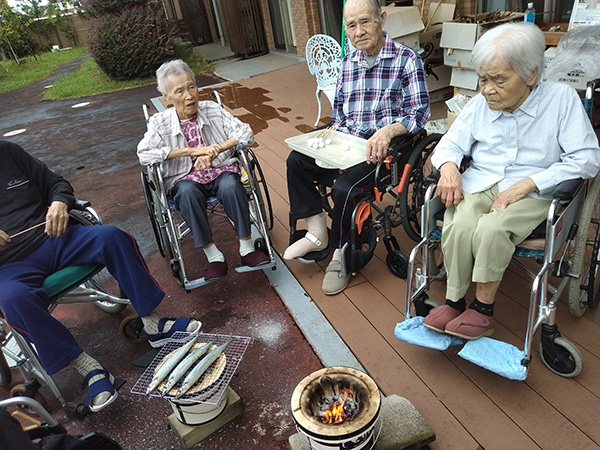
[442, 184, 551, 301]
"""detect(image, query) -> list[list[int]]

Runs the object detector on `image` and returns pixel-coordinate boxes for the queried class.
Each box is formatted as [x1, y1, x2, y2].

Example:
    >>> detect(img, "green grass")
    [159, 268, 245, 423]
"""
[0, 47, 87, 94]
[44, 51, 213, 100]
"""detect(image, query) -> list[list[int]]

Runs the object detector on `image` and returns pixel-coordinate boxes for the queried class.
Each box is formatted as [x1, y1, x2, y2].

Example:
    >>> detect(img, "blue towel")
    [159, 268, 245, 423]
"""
[395, 316, 463, 351]
[458, 337, 528, 381]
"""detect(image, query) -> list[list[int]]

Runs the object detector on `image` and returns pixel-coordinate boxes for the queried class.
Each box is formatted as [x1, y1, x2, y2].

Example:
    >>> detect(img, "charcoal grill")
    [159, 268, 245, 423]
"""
[131, 332, 250, 405]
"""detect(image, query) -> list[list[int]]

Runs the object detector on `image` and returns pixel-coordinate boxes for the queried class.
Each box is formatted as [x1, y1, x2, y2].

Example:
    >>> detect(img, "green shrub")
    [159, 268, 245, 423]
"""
[86, 4, 177, 80]
[80, 0, 150, 18]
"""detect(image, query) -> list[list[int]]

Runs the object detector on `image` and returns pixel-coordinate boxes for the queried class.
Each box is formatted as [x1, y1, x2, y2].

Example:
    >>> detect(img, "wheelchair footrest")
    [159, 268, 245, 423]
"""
[458, 337, 527, 380]
[234, 259, 277, 273]
[394, 317, 463, 351]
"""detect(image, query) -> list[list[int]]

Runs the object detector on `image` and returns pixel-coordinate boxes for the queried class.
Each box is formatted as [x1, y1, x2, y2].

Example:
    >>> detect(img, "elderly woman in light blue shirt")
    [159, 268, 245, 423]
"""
[424, 22, 600, 340]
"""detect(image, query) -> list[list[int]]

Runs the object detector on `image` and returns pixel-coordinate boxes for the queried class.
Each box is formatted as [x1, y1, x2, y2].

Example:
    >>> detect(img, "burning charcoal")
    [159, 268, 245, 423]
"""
[343, 396, 359, 420]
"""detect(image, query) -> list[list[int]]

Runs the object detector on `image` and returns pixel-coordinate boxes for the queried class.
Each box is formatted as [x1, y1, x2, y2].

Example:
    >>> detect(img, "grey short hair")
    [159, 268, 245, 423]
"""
[156, 59, 195, 94]
[472, 22, 545, 84]
[343, 0, 382, 21]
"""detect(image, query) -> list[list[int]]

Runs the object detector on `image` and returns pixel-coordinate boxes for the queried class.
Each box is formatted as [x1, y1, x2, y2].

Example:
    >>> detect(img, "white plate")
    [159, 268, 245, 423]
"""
[285, 129, 367, 170]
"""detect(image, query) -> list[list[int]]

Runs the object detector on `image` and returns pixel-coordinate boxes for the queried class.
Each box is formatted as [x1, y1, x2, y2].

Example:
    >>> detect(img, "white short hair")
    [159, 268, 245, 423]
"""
[156, 59, 194, 94]
[472, 22, 545, 84]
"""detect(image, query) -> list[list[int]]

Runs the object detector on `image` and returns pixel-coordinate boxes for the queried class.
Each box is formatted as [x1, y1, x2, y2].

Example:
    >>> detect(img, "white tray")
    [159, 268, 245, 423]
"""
[285, 129, 367, 170]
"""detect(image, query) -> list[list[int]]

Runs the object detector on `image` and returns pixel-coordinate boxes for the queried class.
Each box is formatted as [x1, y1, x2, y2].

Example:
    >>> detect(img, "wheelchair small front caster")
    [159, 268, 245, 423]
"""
[386, 250, 409, 278]
[539, 337, 583, 378]
[65, 401, 90, 418]
[119, 315, 146, 343]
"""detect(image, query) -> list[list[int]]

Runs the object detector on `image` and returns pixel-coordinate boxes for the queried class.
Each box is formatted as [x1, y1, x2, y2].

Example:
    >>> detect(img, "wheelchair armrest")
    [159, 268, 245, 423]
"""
[425, 170, 440, 185]
[388, 129, 427, 156]
[72, 200, 91, 210]
[552, 178, 584, 203]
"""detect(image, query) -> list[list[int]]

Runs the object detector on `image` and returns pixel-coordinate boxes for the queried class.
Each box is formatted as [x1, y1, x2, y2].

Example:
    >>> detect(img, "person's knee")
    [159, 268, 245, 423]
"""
[219, 174, 246, 201]
[0, 282, 38, 316]
[286, 151, 303, 172]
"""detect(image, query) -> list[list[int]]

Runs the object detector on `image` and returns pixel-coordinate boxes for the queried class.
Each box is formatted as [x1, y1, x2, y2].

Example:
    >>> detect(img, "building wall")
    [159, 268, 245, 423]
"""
[291, 0, 322, 58]
[28, 13, 90, 50]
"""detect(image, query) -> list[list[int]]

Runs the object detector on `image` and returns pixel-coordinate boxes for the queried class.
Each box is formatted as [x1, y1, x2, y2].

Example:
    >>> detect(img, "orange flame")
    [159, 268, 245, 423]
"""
[321, 389, 354, 424]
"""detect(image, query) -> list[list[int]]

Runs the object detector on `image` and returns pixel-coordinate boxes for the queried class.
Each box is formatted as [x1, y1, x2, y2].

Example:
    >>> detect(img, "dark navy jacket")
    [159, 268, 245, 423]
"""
[0, 141, 75, 266]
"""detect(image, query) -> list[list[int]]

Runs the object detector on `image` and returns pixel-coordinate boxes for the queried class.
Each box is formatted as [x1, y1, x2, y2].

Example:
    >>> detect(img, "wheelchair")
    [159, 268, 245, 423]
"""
[0, 396, 122, 449]
[289, 129, 444, 279]
[0, 202, 133, 417]
[402, 159, 600, 379]
[140, 93, 276, 292]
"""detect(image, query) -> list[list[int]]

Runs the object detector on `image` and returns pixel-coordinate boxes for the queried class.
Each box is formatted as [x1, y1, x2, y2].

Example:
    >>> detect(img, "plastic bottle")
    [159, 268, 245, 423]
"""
[524, 3, 535, 23]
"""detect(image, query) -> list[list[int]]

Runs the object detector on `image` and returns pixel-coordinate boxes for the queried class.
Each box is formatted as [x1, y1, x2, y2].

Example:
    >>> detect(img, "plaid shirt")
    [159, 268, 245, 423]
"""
[333, 33, 430, 138]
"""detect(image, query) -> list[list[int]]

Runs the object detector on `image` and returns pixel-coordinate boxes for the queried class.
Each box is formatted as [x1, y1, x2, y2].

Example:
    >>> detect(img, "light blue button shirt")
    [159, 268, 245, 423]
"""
[432, 82, 600, 200]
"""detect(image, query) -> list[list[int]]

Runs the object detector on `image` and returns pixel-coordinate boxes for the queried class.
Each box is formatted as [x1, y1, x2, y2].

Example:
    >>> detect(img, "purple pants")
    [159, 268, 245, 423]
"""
[0, 225, 164, 374]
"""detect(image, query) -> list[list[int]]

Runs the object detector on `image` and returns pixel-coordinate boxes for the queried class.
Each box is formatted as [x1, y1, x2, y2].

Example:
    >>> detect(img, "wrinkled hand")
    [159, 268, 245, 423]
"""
[191, 144, 220, 170]
[491, 178, 537, 209]
[365, 128, 392, 165]
[0, 230, 9, 248]
[45, 201, 69, 238]
[437, 163, 463, 208]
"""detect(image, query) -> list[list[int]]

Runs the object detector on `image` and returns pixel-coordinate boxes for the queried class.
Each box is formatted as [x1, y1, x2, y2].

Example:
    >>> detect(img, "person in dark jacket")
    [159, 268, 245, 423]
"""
[0, 141, 200, 412]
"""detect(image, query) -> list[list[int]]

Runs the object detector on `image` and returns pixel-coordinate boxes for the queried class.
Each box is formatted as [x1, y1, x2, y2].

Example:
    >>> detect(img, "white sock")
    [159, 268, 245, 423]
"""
[70, 352, 110, 407]
[283, 212, 328, 260]
[239, 238, 254, 257]
[141, 311, 200, 335]
[203, 243, 225, 263]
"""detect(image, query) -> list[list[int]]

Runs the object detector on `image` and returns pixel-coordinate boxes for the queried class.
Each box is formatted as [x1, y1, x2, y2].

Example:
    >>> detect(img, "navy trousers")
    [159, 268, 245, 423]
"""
[286, 151, 376, 248]
[171, 172, 251, 248]
[0, 224, 164, 375]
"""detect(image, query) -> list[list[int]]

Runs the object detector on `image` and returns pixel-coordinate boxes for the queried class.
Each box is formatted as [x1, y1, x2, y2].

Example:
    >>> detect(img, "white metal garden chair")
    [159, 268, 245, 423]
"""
[305, 34, 341, 127]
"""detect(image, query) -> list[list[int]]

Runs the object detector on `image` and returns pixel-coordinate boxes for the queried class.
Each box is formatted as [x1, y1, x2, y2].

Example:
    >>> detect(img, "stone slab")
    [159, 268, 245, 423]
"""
[289, 394, 435, 450]
[168, 387, 244, 449]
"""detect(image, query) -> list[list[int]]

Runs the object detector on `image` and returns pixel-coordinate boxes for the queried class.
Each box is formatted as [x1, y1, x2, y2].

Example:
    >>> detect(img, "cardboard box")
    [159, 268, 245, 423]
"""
[419, 4, 455, 58]
[429, 86, 453, 103]
[454, 87, 479, 98]
[443, 48, 475, 69]
[440, 12, 523, 50]
[426, 64, 452, 92]
[383, 6, 424, 39]
[447, 110, 459, 128]
[393, 33, 420, 51]
[450, 68, 479, 90]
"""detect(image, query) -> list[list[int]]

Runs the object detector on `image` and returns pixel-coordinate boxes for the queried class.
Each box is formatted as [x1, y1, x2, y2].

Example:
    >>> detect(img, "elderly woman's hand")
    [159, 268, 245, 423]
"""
[437, 162, 463, 208]
[191, 144, 221, 170]
[491, 178, 537, 209]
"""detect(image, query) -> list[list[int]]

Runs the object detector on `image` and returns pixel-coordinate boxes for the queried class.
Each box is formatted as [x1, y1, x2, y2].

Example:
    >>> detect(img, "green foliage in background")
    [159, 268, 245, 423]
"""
[0, 46, 86, 94]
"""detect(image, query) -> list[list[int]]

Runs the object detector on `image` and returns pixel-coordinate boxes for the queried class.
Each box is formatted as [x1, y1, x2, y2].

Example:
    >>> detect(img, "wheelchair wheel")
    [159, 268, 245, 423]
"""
[240, 148, 274, 231]
[141, 172, 170, 259]
[86, 269, 128, 314]
[0, 350, 12, 387]
[68, 210, 129, 314]
[568, 176, 600, 317]
[399, 133, 443, 242]
[538, 337, 583, 378]
[386, 250, 409, 279]
[119, 315, 146, 343]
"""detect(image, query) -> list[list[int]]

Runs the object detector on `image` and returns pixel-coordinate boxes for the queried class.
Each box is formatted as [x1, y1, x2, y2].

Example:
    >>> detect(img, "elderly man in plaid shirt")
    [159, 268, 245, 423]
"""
[284, 0, 430, 295]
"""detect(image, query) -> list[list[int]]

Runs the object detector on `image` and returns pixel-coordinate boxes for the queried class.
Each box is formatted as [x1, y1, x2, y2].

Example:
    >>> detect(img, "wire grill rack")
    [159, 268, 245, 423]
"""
[131, 332, 251, 405]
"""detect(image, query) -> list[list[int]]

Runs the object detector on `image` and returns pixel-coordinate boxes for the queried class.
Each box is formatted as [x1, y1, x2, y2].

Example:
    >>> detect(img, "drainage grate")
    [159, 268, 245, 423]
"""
[131, 332, 251, 405]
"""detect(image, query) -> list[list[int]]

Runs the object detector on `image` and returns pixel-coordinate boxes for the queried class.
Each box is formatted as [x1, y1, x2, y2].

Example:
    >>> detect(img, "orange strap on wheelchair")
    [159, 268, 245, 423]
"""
[355, 203, 371, 235]
[397, 163, 412, 194]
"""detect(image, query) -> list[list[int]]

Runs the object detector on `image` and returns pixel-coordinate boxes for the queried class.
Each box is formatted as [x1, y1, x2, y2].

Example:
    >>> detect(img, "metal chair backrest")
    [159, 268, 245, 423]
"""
[305, 34, 342, 88]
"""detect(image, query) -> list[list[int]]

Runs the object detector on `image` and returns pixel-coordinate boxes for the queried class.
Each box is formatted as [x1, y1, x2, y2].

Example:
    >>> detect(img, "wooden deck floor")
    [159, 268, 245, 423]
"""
[204, 63, 600, 450]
